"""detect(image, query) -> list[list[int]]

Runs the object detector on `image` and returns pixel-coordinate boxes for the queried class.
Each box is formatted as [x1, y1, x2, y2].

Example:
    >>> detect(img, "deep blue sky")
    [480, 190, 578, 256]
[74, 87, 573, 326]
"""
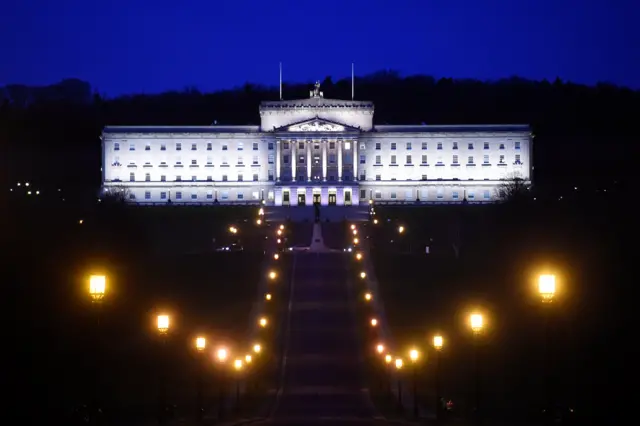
[2, 0, 638, 96]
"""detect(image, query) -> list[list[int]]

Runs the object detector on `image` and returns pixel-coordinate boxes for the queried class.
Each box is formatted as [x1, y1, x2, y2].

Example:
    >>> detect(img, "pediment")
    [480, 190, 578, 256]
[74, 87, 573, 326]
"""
[282, 118, 358, 133]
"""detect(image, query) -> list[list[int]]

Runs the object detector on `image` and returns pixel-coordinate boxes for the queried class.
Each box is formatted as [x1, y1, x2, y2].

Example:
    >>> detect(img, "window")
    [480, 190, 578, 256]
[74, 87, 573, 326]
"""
[329, 154, 336, 164]
[222, 144, 228, 151]
[499, 155, 505, 164]
[268, 154, 274, 164]
[222, 157, 228, 165]
[253, 156, 259, 165]
[221, 191, 229, 200]
[191, 143, 197, 151]
[207, 191, 213, 200]
[360, 189, 366, 199]
[160, 192, 167, 200]
[468, 192, 475, 200]
[359, 173, 366, 181]
[499, 143, 505, 150]
[375, 155, 381, 165]
[390, 192, 397, 199]
[329, 142, 335, 149]
[206, 176, 212, 181]
[237, 174, 243, 182]
[452, 191, 459, 200]
[114, 142, 120, 151]
[191, 176, 197, 182]
[298, 155, 305, 163]
[421, 174, 427, 181]
[405, 190, 412, 200]
[237, 142, 244, 151]
[176, 175, 182, 181]
[253, 174, 259, 181]
[191, 159, 197, 165]
[453, 142, 458, 150]
[145, 143, 151, 151]
[283, 142, 289, 150]
[283, 155, 289, 164]
[144, 191, 151, 200]
[191, 193, 197, 200]
[314, 155, 320, 165]
[406, 155, 412, 165]
[145, 173, 151, 181]
[160, 144, 166, 151]
[160, 175, 166, 182]
[206, 156, 213, 165]
[176, 192, 182, 200]
[375, 174, 381, 181]
[515, 154, 522, 164]
[129, 193, 135, 200]
[484, 142, 489, 150]
[437, 190, 444, 199]
[237, 193, 244, 200]
[268, 171, 274, 181]
[468, 143, 474, 149]
[376, 142, 381, 150]
[207, 142, 212, 150]
[390, 155, 397, 165]
[468, 156, 474, 164]
[176, 143, 182, 151]
[421, 155, 427, 164]
[222, 175, 228, 181]
[406, 142, 412, 150]
[421, 142, 427, 150]
[344, 142, 351, 150]
[453, 155, 459, 164]
[127, 143, 134, 151]
[268, 142, 274, 150]
[129, 172, 135, 181]
[515, 142, 521, 150]
[437, 143, 443, 150]
[296, 142, 302, 150]
[483, 155, 489, 164]
[253, 142, 259, 150]
[391, 142, 397, 150]
[160, 161, 167, 167]
[483, 190, 491, 200]
[237, 156, 243, 165]
[375, 190, 382, 199]
[314, 143, 320, 150]
[360, 155, 366, 164]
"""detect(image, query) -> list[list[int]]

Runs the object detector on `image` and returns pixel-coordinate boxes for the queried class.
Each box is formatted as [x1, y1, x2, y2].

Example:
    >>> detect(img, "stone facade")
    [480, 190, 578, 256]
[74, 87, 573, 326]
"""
[101, 83, 531, 205]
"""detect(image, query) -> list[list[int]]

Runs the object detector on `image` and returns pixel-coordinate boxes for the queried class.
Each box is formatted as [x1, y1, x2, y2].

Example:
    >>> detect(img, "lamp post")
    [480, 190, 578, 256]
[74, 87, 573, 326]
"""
[409, 349, 420, 419]
[88, 275, 106, 422]
[156, 314, 170, 425]
[384, 354, 393, 397]
[195, 337, 206, 423]
[395, 358, 404, 413]
[233, 359, 243, 413]
[538, 274, 556, 422]
[216, 347, 228, 420]
[469, 313, 484, 424]
[433, 335, 444, 423]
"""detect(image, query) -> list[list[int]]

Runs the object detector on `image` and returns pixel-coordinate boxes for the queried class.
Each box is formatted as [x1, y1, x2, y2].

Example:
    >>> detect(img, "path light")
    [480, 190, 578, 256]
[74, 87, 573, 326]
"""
[245, 354, 252, 364]
[360, 272, 367, 279]
[229, 226, 238, 234]
[259, 317, 268, 328]
[353, 229, 358, 236]
[374, 219, 378, 225]
[265, 293, 272, 301]
[351, 224, 356, 230]
[364, 292, 372, 302]
[433, 335, 444, 350]
[395, 358, 403, 369]
[253, 344, 261, 354]
[195, 336, 206, 352]
[398, 226, 405, 234]
[538, 274, 557, 303]
[353, 237, 359, 245]
[277, 229, 282, 236]
[279, 225, 285, 231]
[376, 344, 385, 354]
[256, 219, 262, 225]
[277, 238, 282, 244]
[470, 313, 484, 334]
[355, 253, 363, 261]
[234, 359, 243, 371]
[273, 253, 279, 260]
[409, 348, 420, 363]
[157, 315, 170, 335]
[89, 275, 106, 303]
[385, 354, 392, 364]
[370, 318, 378, 327]
[269, 271, 277, 280]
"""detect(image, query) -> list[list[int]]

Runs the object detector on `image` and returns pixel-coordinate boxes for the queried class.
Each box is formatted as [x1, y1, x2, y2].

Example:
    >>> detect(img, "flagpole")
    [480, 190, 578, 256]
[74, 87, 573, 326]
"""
[351, 62, 355, 100]
[279, 62, 283, 100]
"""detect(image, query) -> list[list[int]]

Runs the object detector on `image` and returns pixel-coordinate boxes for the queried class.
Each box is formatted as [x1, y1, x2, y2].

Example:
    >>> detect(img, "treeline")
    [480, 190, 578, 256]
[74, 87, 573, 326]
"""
[0, 71, 637, 195]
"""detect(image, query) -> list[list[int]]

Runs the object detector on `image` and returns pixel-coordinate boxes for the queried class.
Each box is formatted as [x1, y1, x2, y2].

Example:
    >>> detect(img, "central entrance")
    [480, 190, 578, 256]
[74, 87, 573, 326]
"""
[328, 193, 336, 205]
[313, 193, 320, 204]
[298, 193, 306, 206]
[344, 190, 352, 206]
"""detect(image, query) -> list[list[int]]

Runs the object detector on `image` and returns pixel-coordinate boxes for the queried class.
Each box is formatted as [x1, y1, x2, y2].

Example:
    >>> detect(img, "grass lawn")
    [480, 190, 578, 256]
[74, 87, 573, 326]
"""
[368, 201, 630, 420]
[7, 203, 285, 422]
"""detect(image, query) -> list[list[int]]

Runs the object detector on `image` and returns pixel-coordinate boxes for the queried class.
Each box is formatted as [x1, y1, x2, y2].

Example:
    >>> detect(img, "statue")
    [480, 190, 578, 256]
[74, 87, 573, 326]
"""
[311, 81, 322, 98]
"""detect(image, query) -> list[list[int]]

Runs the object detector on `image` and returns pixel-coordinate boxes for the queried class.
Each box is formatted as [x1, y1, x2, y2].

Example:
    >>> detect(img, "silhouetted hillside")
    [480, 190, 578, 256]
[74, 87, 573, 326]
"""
[1, 73, 636, 196]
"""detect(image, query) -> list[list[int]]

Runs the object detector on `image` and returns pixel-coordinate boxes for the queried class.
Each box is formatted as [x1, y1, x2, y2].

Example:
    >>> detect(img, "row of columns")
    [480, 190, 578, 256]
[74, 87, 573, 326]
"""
[275, 138, 355, 182]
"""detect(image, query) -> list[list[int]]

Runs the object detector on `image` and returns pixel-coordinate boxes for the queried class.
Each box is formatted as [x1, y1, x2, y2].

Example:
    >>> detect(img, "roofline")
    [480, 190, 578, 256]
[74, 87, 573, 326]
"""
[374, 124, 530, 129]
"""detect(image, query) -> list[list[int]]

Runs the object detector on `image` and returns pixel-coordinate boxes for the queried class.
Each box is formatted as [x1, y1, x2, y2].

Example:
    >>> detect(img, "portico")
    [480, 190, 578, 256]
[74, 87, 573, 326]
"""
[273, 183, 357, 207]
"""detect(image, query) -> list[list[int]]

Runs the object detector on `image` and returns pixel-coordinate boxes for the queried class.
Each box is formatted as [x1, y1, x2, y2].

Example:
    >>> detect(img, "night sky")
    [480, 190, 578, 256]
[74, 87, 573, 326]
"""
[3, 0, 638, 96]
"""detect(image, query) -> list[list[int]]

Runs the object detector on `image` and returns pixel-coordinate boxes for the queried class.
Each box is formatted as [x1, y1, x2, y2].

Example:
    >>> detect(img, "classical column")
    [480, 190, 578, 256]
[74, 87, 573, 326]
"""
[276, 140, 281, 181]
[307, 140, 312, 181]
[322, 140, 328, 181]
[338, 139, 343, 181]
[292, 140, 297, 181]
[353, 139, 358, 181]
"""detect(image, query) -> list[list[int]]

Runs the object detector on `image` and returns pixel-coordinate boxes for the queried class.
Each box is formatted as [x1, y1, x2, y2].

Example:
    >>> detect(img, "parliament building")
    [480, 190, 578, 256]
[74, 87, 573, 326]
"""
[101, 82, 532, 206]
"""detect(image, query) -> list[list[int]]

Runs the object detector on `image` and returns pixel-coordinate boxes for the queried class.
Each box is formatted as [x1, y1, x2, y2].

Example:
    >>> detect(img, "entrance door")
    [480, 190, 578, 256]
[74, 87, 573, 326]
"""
[298, 193, 306, 206]
[313, 194, 321, 204]
[283, 191, 290, 206]
[328, 193, 336, 205]
[344, 191, 352, 206]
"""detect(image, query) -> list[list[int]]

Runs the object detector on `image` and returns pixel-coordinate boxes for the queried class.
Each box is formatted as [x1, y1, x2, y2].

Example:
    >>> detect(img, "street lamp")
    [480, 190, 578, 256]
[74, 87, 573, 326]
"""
[433, 335, 444, 421]
[409, 348, 420, 418]
[195, 336, 206, 423]
[215, 347, 229, 419]
[398, 225, 405, 234]
[351, 224, 356, 230]
[370, 318, 378, 327]
[395, 358, 404, 411]
[269, 271, 277, 280]
[364, 292, 372, 302]
[469, 313, 484, 424]
[538, 274, 556, 303]
[354, 237, 359, 245]
[245, 354, 252, 364]
[156, 314, 170, 424]
[353, 229, 358, 236]
[233, 359, 243, 409]
[373, 219, 379, 225]
[356, 253, 363, 261]
[157, 315, 170, 335]
[259, 317, 268, 328]
[470, 313, 483, 335]
[376, 344, 385, 354]
[265, 293, 272, 301]
[279, 225, 285, 231]
[360, 272, 367, 279]
[256, 218, 262, 225]
[273, 253, 279, 260]
[253, 344, 261, 354]
[89, 275, 106, 303]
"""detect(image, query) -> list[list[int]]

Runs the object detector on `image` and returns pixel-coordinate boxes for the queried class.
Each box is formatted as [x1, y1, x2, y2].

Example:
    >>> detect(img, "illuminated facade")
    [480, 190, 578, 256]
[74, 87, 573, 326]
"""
[101, 82, 532, 205]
